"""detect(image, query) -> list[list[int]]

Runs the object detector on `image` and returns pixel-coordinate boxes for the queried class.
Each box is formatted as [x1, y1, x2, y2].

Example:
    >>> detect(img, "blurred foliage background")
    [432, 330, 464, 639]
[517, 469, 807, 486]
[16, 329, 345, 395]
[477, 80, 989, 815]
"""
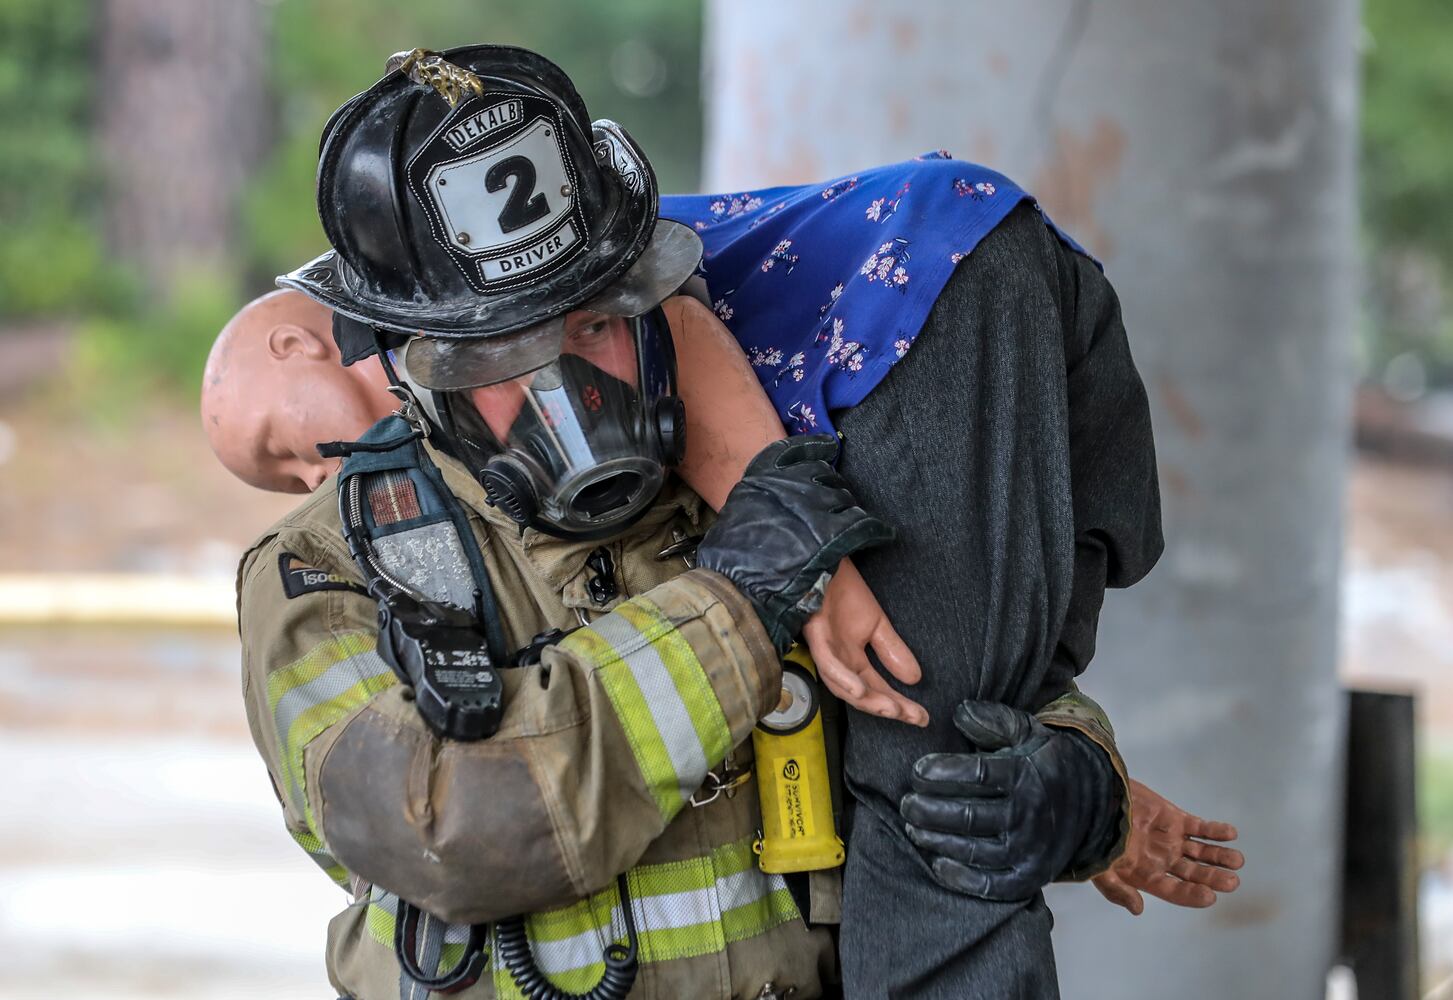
[5, 0, 1452, 405]
[1361, 0, 1453, 397]
[0, 0, 702, 401]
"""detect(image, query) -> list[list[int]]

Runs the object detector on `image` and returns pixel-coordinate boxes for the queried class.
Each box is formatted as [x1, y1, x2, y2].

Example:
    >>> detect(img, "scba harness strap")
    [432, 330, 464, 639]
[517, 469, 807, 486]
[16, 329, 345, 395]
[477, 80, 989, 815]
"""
[334, 414, 641, 999]
[333, 414, 501, 995]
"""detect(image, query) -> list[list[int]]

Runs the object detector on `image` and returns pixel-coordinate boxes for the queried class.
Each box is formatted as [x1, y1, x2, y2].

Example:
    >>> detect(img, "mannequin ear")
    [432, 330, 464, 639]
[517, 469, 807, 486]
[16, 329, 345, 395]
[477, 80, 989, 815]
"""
[267, 323, 332, 362]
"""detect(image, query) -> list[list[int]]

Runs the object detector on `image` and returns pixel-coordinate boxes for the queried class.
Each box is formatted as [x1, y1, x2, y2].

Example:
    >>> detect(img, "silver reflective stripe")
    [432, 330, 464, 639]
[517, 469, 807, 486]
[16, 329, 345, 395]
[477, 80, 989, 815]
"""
[591, 612, 709, 801]
[370, 887, 476, 945]
[718, 868, 788, 912]
[273, 647, 392, 810]
[522, 865, 787, 976]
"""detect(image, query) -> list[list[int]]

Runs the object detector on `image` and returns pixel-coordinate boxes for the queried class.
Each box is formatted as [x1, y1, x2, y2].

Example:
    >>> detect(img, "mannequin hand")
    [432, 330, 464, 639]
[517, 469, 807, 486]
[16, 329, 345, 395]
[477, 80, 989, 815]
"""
[1090, 779, 1243, 915]
[802, 559, 928, 726]
[697, 436, 893, 651]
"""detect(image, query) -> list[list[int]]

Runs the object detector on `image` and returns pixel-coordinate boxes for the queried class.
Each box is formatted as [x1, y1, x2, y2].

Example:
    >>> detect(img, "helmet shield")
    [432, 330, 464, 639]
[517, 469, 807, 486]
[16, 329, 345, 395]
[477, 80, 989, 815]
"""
[415, 309, 680, 537]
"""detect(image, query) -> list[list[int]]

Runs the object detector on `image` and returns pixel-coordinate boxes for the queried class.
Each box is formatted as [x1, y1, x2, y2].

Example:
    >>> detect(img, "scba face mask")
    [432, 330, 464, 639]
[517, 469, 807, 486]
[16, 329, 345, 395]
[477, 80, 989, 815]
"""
[400, 307, 686, 539]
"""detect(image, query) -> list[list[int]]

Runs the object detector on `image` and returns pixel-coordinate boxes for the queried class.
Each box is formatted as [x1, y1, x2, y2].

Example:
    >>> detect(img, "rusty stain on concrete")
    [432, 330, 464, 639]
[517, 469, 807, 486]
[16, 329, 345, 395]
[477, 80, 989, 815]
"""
[1211, 892, 1283, 928]
[889, 96, 911, 138]
[1162, 465, 1192, 499]
[988, 49, 1010, 78]
[968, 129, 997, 164]
[1157, 374, 1206, 442]
[762, 137, 824, 188]
[891, 18, 919, 54]
[1031, 116, 1127, 260]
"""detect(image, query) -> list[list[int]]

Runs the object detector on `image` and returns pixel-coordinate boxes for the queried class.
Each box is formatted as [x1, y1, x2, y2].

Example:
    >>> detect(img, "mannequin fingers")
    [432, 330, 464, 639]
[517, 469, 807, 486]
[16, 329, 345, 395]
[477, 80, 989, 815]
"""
[857, 662, 928, 726]
[1091, 871, 1144, 915]
[846, 690, 910, 721]
[868, 616, 922, 686]
[1184, 814, 1239, 843]
[1140, 872, 1216, 908]
[1170, 857, 1241, 892]
[821, 669, 895, 717]
[817, 657, 903, 720]
[808, 636, 868, 701]
[1182, 839, 1244, 871]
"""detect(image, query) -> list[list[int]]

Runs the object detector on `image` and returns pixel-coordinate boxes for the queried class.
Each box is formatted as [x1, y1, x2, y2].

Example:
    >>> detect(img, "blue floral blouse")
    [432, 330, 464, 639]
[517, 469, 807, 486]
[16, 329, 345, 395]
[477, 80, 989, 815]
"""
[660, 153, 1084, 436]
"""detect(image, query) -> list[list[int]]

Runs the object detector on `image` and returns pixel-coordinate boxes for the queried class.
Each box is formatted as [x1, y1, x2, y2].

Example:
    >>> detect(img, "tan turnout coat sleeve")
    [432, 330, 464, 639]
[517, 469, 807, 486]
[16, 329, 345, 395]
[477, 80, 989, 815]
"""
[239, 499, 781, 927]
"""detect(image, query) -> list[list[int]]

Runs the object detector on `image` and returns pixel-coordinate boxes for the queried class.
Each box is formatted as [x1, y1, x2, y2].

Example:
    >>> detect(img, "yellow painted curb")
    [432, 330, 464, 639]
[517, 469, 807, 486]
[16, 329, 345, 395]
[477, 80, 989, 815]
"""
[0, 574, 236, 627]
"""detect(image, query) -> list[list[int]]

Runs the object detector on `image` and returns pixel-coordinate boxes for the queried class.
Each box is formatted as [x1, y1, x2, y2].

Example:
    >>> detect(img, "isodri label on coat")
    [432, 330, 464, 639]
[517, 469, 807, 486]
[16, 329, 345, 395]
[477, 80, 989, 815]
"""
[278, 552, 368, 600]
[773, 757, 817, 840]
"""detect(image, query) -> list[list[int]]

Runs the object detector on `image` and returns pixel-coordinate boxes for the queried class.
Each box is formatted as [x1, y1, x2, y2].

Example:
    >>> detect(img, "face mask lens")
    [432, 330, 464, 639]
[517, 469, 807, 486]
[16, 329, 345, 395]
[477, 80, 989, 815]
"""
[433, 309, 676, 537]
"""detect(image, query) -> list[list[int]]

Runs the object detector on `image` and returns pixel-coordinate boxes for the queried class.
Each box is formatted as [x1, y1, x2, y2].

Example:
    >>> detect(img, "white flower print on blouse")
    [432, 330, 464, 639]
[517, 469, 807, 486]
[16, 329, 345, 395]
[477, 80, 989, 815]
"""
[860, 238, 912, 292]
[953, 177, 997, 201]
[865, 181, 911, 224]
[760, 239, 800, 275]
[697, 192, 767, 230]
[825, 317, 867, 374]
[787, 401, 818, 433]
[818, 281, 845, 318]
[772, 351, 807, 386]
[748, 346, 784, 370]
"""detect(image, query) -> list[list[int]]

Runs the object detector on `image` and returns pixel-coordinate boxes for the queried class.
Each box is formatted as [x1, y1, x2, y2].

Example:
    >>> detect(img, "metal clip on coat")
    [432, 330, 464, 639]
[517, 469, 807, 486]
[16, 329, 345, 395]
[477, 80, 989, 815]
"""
[752, 646, 846, 873]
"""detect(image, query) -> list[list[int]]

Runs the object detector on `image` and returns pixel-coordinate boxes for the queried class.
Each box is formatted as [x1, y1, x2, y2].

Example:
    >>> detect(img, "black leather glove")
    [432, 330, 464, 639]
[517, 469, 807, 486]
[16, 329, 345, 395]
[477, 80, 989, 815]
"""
[696, 434, 893, 652]
[900, 699, 1122, 901]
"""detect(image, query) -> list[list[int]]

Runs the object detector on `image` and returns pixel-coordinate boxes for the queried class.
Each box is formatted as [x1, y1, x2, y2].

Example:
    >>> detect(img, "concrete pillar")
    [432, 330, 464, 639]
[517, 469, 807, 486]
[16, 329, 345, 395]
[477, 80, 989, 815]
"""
[704, 3, 1359, 997]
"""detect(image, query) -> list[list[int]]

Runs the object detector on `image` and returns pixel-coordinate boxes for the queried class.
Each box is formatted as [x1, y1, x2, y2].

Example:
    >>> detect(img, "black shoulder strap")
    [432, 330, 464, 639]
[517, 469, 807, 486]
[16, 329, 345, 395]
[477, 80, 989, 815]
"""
[335, 413, 509, 664]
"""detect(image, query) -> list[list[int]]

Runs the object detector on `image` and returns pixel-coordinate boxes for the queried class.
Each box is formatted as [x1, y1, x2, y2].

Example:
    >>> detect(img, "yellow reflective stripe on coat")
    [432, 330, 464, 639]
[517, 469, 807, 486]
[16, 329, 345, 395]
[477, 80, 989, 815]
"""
[264, 630, 396, 832]
[362, 836, 799, 997]
[562, 596, 733, 821]
[288, 826, 350, 888]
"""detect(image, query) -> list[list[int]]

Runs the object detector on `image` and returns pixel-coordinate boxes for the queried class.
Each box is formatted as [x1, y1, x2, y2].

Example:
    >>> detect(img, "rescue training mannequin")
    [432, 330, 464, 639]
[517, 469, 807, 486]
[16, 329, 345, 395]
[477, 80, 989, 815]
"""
[202, 291, 397, 493]
[206, 288, 1242, 920]
[229, 45, 1232, 999]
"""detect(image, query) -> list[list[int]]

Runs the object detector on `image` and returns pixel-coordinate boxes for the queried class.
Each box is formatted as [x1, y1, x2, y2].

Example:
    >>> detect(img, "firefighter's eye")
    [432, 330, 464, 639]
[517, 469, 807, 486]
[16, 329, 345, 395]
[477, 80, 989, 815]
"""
[568, 319, 611, 342]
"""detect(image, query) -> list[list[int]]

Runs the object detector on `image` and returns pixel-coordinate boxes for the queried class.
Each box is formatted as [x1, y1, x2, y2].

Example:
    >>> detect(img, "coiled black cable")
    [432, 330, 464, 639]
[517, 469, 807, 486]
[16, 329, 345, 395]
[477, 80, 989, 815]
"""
[495, 873, 640, 1000]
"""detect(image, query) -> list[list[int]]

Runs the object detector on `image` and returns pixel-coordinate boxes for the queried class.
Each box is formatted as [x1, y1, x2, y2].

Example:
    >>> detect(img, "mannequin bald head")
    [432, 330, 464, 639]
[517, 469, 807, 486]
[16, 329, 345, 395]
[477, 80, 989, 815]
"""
[202, 290, 395, 493]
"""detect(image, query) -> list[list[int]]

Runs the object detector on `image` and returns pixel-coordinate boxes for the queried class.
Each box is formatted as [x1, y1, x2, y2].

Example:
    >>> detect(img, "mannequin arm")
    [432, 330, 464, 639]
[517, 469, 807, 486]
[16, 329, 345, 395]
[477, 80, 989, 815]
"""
[663, 295, 927, 726]
[1090, 779, 1243, 914]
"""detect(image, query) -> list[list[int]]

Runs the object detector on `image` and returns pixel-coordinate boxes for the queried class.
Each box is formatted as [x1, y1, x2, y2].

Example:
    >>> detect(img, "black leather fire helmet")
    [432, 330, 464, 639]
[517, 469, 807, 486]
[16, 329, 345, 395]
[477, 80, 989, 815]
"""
[278, 45, 703, 342]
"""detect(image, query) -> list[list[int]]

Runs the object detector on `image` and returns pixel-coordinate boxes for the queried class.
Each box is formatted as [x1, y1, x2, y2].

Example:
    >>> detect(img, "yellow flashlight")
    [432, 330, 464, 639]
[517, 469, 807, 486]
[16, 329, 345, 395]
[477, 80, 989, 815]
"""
[752, 645, 845, 873]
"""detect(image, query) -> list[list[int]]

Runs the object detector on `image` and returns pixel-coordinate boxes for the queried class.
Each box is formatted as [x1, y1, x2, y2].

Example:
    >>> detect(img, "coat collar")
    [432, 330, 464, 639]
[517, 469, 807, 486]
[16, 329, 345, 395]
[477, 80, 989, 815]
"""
[422, 437, 705, 595]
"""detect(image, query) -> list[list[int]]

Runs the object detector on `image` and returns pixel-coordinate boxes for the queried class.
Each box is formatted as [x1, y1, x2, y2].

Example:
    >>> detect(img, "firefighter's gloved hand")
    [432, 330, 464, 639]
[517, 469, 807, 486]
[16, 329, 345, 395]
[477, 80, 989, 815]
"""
[696, 434, 893, 653]
[901, 699, 1122, 901]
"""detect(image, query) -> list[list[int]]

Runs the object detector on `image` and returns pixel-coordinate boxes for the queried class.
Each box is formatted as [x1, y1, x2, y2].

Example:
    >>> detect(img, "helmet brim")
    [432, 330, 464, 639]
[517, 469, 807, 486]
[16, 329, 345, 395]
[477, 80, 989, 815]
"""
[285, 217, 702, 361]
[280, 109, 701, 342]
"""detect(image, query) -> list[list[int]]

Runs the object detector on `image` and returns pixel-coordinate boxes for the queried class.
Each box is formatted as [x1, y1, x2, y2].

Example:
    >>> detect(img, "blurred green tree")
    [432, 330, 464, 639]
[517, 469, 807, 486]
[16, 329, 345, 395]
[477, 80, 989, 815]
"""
[0, 0, 131, 319]
[1363, 0, 1453, 390]
[1, 0, 703, 400]
[242, 0, 704, 294]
